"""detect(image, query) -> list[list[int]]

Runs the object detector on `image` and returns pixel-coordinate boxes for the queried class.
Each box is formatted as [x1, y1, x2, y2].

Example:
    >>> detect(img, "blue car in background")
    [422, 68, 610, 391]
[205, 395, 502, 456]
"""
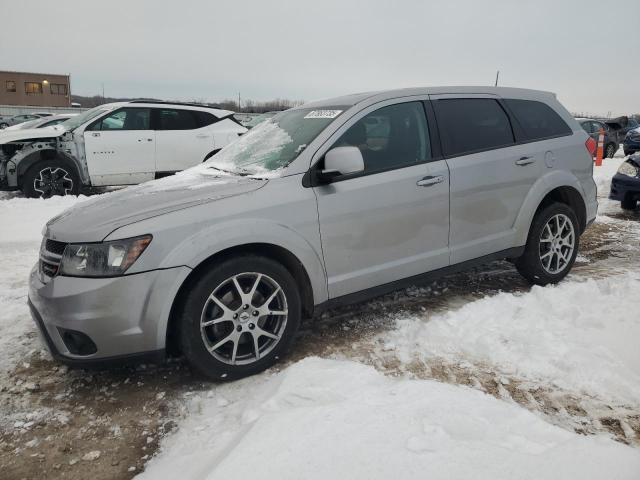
[623, 127, 640, 156]
[610, 154, 640, 210]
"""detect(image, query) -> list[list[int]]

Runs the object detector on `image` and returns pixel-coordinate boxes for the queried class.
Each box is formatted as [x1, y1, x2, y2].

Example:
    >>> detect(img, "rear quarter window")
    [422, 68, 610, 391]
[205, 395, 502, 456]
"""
[504, 99, 572, 141]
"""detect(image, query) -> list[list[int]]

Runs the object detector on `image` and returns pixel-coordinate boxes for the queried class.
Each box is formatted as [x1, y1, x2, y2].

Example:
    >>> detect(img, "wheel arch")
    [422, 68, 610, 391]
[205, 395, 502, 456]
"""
[514, 171, 589, 246]
[165, 242, 315, 356]
[14, 148, 87, 188]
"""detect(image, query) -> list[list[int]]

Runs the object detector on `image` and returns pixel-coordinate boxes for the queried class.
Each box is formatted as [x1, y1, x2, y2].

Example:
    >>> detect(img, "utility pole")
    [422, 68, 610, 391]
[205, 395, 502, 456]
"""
[102, 83, 105, 103]
[238, 92, 241, 113]
[494, 70, 500, 87]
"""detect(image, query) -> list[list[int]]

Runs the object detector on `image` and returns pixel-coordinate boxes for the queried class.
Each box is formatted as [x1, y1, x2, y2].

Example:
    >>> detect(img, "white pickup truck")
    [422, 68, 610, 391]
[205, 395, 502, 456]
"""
[0, 101, 247, 197]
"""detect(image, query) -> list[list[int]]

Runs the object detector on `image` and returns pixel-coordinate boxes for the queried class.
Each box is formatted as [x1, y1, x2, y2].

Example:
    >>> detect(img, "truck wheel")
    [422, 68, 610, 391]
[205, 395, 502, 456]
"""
[605, 143, 616, 158]
[0, 122, 8, 129]
[179, 255, 301, 380]
[516, 202, 580, 286]
[22, 160, 81, 198]
[621, 195, 637, 210]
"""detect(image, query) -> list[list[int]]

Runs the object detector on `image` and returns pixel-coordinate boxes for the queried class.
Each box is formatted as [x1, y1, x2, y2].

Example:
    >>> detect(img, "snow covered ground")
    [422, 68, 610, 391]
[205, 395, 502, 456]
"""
[1, 152, 639, 479]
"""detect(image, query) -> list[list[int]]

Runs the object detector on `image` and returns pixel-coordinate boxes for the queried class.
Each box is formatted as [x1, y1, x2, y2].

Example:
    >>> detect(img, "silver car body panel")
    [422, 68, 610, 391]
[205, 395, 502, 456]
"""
[30, 86, 597, 361]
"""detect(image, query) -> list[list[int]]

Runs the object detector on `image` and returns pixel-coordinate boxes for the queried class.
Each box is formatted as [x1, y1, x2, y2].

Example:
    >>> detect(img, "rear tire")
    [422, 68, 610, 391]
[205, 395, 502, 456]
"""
[22, 159, 80, 198]
[621, 195, 637, 210]
[179, 255, 301, 380]
[516, 203, 580, 286]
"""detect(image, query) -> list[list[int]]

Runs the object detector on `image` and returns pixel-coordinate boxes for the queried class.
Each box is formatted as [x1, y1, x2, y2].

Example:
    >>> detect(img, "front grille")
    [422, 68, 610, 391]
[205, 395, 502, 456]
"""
[40, 237, 67, 279]
[45, 239, 67, 255]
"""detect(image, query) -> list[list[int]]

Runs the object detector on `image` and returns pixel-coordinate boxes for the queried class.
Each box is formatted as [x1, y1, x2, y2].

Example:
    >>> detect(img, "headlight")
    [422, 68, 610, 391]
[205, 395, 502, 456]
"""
[59, 235, 152, 277]
[617, 161, 639, 178]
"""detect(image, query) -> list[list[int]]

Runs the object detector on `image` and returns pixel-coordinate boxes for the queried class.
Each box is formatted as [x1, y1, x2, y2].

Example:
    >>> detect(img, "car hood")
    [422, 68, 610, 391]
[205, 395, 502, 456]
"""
[0, 127, 64, 144]
[44, 167, 268, 242]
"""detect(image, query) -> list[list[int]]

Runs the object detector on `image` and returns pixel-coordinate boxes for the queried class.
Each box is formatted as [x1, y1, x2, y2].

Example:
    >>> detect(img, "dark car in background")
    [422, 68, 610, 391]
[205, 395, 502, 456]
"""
[610, 154, 640, 210]
[577, 118, 618, 158]
[623, 127, 640, 156]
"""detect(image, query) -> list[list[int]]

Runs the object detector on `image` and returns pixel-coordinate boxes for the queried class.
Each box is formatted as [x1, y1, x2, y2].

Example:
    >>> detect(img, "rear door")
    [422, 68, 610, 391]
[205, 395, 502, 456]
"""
[154, 108, 216, 172]
[314, 99, 450, 298]
[431, 95, 543, 264]
[83, 107, 155, 186]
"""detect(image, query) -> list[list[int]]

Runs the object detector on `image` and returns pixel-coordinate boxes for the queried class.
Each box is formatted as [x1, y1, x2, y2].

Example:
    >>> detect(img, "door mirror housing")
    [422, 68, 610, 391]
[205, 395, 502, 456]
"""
[318, 146, 365, 183]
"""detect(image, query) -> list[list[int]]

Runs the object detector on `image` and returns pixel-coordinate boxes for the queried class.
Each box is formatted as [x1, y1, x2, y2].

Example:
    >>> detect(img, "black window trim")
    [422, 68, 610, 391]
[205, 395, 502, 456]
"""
[304, 98, 442, 187]
[85, 107, 152, 132]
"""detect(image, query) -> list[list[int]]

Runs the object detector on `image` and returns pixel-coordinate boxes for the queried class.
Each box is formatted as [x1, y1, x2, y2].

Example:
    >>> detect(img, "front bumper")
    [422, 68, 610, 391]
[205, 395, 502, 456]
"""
[609, 173, 640, 202]
[28, 264, 191, 367]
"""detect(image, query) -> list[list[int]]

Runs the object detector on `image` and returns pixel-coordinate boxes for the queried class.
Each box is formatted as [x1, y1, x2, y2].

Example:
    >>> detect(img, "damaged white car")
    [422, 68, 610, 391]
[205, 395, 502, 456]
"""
[0, 101, 247, 197]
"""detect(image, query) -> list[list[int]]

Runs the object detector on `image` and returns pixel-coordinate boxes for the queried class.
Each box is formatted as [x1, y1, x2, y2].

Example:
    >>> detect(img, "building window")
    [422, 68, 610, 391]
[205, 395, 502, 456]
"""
[50, 83, 68, 95]
[25, 82, 43, 95]
[6, 81, 16, 92]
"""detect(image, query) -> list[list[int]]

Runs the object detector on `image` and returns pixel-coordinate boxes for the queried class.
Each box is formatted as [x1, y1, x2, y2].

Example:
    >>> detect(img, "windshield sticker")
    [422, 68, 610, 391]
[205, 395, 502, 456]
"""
[304, 110, 343, 119]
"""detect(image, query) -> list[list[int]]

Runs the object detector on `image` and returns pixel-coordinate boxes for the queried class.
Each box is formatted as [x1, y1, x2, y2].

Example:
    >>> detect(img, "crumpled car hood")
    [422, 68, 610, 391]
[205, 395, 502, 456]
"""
[0, 128, 64, 145]
[45, 168, 268, 242]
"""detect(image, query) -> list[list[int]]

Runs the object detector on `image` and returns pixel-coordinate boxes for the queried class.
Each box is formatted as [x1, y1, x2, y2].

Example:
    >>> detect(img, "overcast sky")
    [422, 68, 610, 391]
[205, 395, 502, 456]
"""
[1, 0, 638, 116]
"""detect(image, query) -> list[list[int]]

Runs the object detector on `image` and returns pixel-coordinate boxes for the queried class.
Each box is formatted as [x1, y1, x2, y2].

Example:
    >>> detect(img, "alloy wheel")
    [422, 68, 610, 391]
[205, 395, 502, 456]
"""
[539, 213, 575, 274]
[200, 272, 288, 365]
[33, 167, 74, 197]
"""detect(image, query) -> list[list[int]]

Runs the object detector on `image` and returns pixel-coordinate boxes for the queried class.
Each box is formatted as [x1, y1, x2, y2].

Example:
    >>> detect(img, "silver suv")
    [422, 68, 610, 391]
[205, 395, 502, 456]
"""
[29, 87, 597, 380]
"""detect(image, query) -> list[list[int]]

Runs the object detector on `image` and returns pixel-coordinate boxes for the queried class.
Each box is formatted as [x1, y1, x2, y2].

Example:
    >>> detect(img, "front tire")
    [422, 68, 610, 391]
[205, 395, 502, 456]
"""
[179, 255, 301, 380]
[22, 159, 80, 198]
[516, 203, 580, 286]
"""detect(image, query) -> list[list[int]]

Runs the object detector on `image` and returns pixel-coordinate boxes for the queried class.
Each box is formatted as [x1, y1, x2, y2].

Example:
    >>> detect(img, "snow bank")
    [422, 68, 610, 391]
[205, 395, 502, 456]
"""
[384, 273, 640, 405]
[0, 194, 85, 370]
[139, 358, 640, 480]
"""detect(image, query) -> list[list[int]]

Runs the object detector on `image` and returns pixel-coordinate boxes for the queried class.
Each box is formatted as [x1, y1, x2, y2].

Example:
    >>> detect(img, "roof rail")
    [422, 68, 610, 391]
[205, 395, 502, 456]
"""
[127, 100, 225, 110]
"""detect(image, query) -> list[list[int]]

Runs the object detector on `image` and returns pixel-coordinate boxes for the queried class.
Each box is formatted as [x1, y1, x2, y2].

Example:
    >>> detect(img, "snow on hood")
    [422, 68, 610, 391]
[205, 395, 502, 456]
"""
[0, 127, 64, 145]
[44, 170, 267, 242]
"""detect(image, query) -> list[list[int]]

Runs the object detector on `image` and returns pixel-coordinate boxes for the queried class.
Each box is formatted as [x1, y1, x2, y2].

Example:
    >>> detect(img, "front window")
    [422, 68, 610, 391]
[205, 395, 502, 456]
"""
[206, 107, 347, 175]
[59, 106, 112, 131]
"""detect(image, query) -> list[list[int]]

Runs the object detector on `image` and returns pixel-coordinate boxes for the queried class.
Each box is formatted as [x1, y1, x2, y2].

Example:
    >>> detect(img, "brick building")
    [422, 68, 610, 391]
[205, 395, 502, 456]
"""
[0, 70, 71, 107]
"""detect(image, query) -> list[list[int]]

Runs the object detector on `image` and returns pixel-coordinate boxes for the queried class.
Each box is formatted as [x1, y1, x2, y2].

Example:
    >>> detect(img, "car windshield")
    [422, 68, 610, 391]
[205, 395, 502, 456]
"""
[205, 106, 347, 176]
[61, 106, 112, 131]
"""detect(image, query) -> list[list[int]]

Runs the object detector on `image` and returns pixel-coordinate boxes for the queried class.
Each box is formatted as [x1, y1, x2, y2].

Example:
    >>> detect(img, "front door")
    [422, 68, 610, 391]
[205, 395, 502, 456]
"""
[314, 100, 450, 298]
[83, 107, 155, 186]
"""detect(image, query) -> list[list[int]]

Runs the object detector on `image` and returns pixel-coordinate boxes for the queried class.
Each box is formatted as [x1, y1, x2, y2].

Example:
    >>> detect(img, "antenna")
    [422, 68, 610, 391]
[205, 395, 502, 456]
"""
[494, 70, 500, 87]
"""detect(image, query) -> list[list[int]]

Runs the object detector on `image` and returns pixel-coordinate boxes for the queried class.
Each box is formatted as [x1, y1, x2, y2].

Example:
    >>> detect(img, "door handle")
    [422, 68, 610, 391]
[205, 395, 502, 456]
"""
[138, 138, 153, 142]
[416, 175, 444, 187]
[515, 156, 534, 166]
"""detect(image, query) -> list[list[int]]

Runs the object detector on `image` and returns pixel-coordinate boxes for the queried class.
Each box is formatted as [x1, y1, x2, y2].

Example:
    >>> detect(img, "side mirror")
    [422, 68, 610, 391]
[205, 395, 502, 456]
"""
[319, 146, 365, 182]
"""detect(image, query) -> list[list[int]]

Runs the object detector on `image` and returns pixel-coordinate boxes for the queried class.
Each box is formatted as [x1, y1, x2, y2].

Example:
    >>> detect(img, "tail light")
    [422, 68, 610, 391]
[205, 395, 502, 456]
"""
[585, 137, 596, 156]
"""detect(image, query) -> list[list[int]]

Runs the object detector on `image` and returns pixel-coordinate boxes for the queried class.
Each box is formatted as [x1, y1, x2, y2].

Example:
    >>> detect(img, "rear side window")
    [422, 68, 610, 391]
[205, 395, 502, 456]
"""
[505, 99, 572, 140]
[192, 110, 218, 128]
[433, 98, 514, 157]
[156, 109, 198, 130]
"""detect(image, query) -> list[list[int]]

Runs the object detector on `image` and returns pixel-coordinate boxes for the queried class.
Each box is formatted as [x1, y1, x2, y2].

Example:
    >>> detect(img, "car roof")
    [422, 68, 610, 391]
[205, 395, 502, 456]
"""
[300, 86, 557, 109]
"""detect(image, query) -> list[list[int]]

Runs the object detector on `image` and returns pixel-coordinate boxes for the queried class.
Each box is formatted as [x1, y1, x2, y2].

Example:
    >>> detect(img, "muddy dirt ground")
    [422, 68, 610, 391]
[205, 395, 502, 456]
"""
[1, 205, 639, 480]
